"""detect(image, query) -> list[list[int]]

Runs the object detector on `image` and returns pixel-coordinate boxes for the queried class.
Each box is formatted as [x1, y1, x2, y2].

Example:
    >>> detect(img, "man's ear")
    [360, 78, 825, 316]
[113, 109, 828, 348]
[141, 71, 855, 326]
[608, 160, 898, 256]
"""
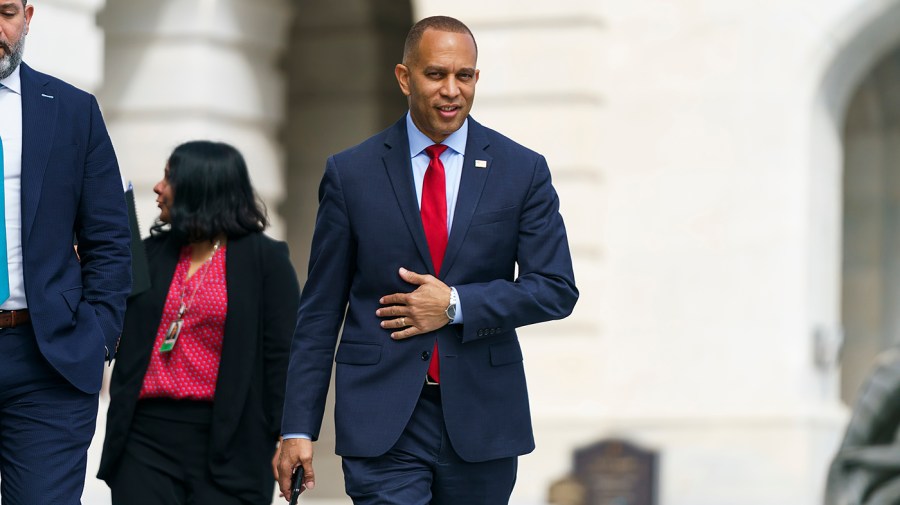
[395, 64, 411, 97]
[24, 3, 34, 31]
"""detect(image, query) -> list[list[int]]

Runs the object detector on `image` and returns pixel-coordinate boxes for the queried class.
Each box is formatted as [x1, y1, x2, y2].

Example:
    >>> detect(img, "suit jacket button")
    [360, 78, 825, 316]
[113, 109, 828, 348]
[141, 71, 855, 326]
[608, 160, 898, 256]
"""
[421, 351, 430, 361]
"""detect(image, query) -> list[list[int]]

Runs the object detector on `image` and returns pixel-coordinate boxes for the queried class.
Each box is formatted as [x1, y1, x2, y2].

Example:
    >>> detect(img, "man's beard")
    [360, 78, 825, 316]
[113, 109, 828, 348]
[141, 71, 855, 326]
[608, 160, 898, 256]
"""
[0, 34, 26, 81]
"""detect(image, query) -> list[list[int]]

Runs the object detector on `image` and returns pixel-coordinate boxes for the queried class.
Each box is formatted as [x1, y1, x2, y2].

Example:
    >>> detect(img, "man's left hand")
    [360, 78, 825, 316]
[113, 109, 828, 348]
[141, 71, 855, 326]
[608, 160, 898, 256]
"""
[377, 267, 451, 340]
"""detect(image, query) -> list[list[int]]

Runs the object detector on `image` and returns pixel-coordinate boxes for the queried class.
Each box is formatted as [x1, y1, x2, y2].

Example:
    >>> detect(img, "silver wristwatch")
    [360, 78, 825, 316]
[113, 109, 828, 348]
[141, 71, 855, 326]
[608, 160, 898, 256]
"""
[445, 288, 458, 322]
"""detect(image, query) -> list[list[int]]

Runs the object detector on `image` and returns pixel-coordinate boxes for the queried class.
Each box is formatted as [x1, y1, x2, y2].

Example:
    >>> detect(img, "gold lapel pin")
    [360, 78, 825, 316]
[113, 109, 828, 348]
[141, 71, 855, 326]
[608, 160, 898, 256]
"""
[475, 160, 487, 168]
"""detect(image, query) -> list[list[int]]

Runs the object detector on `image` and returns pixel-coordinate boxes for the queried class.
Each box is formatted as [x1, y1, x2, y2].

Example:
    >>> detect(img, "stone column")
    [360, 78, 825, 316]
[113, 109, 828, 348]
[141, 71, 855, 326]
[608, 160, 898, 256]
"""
[98, 0, 294, 238]
[282, 0, 410, 284]
[24, 0, 106, 93]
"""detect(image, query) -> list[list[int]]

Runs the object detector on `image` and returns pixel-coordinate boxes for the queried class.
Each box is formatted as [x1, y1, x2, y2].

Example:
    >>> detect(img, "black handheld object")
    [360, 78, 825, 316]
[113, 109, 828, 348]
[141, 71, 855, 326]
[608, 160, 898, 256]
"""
[289, 466, 304, 505]
[124, 186, 151, 297]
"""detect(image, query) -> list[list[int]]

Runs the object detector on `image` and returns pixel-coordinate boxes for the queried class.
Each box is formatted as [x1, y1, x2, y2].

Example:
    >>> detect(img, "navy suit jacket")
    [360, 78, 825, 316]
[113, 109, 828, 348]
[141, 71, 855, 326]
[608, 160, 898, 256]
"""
[18, 63, 131, 394]
[283, 116, 578, 462]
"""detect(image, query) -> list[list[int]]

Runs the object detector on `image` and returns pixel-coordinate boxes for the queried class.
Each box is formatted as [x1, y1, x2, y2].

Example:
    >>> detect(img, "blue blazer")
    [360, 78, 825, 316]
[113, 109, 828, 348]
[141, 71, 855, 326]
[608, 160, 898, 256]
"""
[283, 116, 578, 462]
[18, 63, 131, 394]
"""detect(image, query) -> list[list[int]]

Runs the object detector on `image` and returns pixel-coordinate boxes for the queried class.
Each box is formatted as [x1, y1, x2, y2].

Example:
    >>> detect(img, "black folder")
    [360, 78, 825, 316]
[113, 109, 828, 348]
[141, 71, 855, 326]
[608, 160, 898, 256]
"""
[125, 187, 151, 297]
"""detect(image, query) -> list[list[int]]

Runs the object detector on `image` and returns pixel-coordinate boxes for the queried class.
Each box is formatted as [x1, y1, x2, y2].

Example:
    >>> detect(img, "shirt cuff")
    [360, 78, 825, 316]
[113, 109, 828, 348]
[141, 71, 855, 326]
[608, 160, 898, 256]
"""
[450, 287, 463, 324]
[282, 433, 312, 440]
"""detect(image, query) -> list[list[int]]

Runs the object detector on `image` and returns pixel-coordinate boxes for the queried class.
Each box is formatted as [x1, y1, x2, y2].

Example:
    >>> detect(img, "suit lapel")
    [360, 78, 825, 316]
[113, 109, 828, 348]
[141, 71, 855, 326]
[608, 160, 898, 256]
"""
[214, 234, 257, 434]
[123, 235, 179, 366]
[222, 234, 257, 361]
[442, 119, 492, 278]
[116, 235, 179, 385]
[19, 64, 57, 247]
[382, 119, 436, 274]
[146, 235, 181, 327]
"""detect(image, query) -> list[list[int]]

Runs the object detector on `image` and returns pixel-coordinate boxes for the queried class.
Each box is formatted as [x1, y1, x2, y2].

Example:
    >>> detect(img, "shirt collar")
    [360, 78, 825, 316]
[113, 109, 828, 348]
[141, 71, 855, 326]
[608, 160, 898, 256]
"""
[0, 65, 22, 95]
[406, 112, 468, 158]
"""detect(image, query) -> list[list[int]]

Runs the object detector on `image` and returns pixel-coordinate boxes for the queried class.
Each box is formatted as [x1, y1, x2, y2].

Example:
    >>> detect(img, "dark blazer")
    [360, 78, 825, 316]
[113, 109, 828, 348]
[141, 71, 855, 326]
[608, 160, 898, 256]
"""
[19, 63, 131, 394]
[99, 231, 300, 503]
[282, 116, 578, 462]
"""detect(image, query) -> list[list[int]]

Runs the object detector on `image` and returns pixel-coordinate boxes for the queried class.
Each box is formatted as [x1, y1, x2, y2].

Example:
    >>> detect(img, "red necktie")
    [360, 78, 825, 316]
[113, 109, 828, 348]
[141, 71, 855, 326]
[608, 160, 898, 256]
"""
[422, 144, 448, 382]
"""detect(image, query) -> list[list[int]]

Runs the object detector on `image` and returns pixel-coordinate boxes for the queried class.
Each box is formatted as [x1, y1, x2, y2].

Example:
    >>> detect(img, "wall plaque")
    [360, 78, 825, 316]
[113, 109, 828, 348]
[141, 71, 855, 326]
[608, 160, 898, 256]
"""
[550, 438, 658, 505]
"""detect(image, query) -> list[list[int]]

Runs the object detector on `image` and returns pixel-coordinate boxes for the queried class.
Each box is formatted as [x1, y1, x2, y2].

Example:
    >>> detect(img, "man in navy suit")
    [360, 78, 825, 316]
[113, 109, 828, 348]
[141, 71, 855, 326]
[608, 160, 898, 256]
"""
[0, 1, 131, 503]
[278, 15, 577, 504]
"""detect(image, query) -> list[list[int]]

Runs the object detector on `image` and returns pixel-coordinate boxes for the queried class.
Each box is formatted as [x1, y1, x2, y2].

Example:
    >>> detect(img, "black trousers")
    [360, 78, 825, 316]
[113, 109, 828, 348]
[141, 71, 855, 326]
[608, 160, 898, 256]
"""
[109, 399, 269, 505]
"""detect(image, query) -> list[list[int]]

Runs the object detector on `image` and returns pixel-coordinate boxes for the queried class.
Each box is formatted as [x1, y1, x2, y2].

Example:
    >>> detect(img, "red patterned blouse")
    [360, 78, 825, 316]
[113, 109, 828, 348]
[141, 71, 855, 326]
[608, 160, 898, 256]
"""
[139, 244, 228, 401]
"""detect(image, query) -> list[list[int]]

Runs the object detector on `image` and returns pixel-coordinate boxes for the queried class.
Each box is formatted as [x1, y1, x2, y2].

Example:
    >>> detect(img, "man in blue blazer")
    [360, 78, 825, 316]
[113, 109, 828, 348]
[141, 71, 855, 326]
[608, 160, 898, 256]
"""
[278, 15, 577, 504]
[0, 1, 131, 503]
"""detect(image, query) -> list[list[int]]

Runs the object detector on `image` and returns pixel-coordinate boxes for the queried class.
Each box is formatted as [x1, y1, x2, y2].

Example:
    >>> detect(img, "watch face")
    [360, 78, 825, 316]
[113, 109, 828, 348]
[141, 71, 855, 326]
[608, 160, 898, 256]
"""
[446, 303, 456, 320]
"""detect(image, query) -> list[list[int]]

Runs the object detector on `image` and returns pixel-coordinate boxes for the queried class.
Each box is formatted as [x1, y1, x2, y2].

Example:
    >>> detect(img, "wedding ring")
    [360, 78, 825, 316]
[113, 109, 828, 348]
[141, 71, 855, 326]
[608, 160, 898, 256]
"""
[401, 317, 406, 326]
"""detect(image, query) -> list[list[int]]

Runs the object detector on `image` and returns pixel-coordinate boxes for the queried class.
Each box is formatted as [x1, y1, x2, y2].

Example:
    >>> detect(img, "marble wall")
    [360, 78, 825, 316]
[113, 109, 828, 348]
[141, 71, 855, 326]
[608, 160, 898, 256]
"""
[18, 0, 900, 503]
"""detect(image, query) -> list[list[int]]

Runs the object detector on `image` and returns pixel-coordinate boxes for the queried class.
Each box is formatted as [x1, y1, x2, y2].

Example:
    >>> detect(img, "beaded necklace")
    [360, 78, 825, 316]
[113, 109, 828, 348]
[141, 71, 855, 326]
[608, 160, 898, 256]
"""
[159, 240, 221, 353]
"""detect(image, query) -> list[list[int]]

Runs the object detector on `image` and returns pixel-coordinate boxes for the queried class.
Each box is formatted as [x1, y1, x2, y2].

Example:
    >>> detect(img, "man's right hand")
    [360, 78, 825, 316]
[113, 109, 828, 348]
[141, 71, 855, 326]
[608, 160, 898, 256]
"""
[277, 438, 315, 501]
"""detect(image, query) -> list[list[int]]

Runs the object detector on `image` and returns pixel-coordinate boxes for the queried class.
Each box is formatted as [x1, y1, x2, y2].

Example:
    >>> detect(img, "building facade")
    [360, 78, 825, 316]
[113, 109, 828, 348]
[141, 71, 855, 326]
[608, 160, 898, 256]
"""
[24, 0, 900, 503]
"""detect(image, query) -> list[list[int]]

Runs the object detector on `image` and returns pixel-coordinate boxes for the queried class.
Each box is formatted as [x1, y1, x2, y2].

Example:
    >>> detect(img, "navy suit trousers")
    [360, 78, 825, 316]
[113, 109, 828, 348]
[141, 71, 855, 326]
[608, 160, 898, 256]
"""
[0, 323, 98, 505]
[341, 384, 517, 505]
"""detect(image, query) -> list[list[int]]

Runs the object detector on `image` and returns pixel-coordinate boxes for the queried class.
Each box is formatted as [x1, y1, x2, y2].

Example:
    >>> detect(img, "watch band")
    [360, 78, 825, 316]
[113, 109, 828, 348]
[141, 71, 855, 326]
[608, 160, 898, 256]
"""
[445, 287, 458, 322]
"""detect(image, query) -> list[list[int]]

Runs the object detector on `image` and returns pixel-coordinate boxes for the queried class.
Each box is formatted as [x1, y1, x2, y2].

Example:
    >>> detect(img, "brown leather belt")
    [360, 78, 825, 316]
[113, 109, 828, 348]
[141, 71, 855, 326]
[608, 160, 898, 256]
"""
[0, 309, 30, 328]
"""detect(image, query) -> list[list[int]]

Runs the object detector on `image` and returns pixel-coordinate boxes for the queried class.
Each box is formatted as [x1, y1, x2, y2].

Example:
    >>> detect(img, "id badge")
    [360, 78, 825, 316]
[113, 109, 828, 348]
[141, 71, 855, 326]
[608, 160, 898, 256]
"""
[159, 319, 184, 353]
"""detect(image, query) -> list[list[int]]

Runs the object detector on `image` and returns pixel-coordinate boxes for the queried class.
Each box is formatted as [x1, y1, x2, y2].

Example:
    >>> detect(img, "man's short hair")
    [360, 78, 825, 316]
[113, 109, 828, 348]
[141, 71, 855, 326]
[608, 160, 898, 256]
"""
[402, 16, 477, 65]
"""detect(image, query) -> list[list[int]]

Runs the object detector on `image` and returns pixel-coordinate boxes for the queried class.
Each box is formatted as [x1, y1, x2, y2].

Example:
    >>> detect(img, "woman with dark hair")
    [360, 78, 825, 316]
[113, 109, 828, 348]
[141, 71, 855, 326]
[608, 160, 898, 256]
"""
[98, 141, 300, 505]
